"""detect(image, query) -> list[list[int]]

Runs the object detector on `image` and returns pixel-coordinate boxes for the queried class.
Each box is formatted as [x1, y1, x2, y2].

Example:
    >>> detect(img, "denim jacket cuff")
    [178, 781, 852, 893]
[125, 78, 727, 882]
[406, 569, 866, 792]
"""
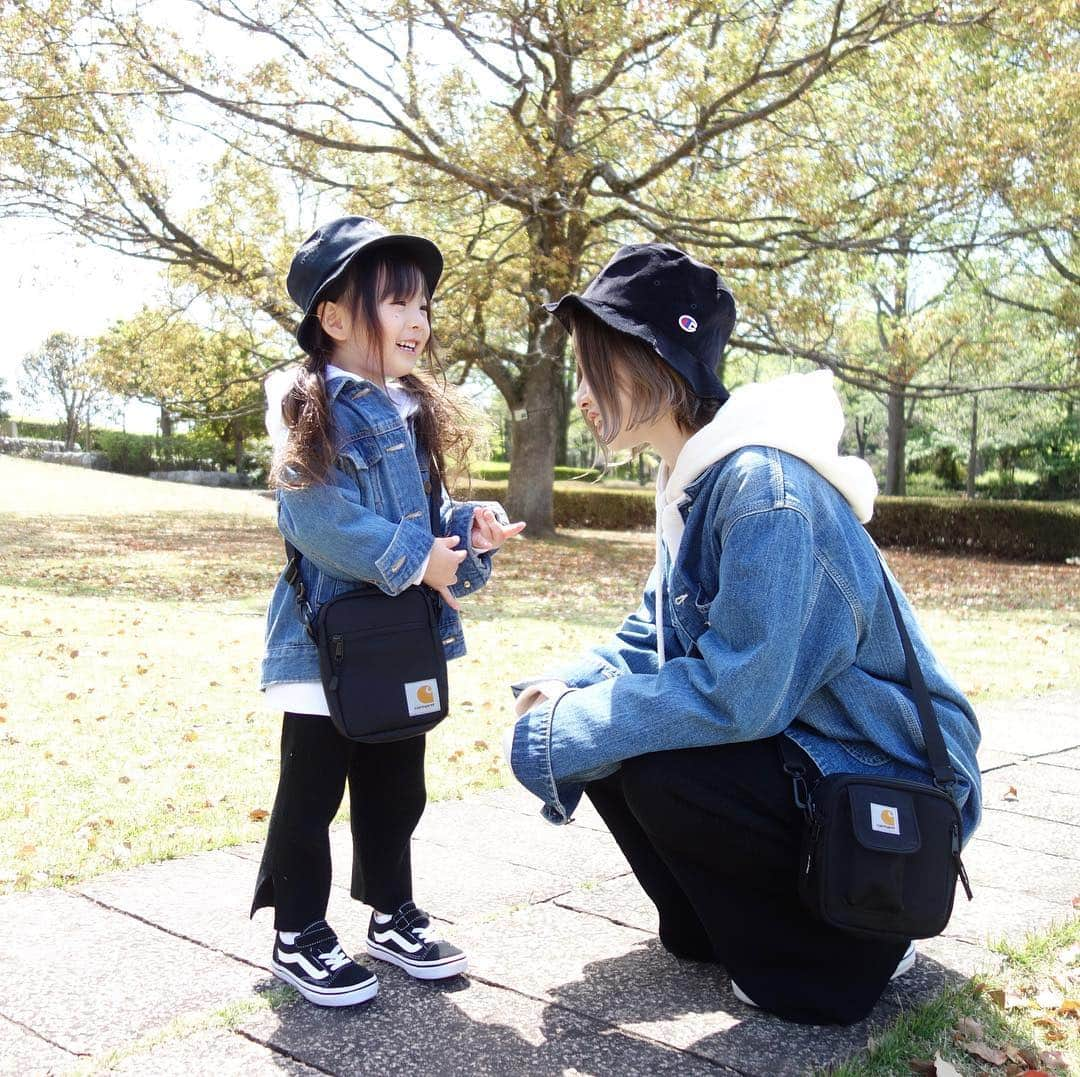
[446, 501, 495, 596]
[374, 518, 435, 594]
[510, 694, 582, 824]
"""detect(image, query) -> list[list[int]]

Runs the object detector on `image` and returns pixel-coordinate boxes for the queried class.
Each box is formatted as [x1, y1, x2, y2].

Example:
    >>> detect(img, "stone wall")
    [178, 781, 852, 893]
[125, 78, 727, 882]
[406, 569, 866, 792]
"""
[149, 470, 249, 488]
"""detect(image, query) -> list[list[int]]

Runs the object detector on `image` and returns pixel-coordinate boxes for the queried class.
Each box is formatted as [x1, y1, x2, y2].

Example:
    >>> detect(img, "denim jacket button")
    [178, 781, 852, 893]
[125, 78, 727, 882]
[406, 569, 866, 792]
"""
[424, 480, 432, 494]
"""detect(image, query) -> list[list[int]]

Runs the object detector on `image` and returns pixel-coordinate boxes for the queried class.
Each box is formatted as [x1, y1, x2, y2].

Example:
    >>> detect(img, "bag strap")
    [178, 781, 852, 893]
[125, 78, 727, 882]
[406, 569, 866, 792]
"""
[779, 553, 957, 796]
[281, 449, 443, 642]
[878, 557, 957, 792]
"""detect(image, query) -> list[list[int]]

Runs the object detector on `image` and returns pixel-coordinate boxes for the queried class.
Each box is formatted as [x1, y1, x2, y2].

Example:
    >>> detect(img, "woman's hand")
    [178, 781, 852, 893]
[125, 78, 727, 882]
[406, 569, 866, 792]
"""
[470, 507, 526, 552]
[422, 535, 468, 610]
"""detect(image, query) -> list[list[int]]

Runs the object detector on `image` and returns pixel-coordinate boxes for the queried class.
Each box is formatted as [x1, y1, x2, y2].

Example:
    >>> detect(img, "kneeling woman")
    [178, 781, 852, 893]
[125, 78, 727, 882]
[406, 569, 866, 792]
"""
[505, 243, 981, 1025]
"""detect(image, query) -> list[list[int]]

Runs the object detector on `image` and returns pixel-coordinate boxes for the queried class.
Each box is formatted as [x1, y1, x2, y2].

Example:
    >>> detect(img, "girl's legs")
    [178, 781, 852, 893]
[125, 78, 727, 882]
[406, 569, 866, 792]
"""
[346, 734, 427, 912]
[588, 738, 910, 1025]
[251, 713, 354, 931]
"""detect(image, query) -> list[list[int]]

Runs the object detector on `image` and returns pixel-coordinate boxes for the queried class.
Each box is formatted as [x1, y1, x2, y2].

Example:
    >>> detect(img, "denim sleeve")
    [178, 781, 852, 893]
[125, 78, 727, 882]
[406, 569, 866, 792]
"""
[510, 506, 853, 821]
[278, 480, 434, 596]
[440, 492, 501, 596]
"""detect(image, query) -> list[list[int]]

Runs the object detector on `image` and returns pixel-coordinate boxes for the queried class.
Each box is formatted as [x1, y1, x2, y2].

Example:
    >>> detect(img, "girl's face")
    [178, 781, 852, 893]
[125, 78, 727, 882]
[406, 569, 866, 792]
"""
[375, 289, 430, 379]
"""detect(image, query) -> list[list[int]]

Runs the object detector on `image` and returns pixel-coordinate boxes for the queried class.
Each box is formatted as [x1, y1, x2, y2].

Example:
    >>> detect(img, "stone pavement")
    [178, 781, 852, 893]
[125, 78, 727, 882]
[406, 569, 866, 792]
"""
[1, 694, 1077, 1077]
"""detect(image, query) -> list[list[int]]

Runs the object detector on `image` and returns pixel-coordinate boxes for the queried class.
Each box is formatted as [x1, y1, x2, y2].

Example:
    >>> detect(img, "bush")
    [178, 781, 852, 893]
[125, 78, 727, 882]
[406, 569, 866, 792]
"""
[92, 431, 156, 475]
[469, 462, 601, 482]
[90, 429, 234, 475]
[454, 481, 1079, 561]
[869, 497, 1079, 561]
[11, 419, 67, 441]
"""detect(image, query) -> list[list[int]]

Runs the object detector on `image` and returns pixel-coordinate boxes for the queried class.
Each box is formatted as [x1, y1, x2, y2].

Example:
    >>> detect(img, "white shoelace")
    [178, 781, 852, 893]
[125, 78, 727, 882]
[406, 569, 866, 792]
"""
[318, 944, 351, 971]
[412, 921, 436, 944]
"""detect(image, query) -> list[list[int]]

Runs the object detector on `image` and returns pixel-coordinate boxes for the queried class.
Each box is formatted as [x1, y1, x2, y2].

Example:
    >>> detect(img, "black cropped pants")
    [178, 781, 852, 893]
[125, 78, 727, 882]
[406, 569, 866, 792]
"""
[251, 713, 426, 931]
[585, 737, 910, 1025]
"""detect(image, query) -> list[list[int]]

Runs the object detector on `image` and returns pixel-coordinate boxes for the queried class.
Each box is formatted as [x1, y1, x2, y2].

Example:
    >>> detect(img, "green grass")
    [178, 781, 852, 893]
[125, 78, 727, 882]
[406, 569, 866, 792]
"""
[2, 455, 1078, 895]
[828, 916, 1080, 1076]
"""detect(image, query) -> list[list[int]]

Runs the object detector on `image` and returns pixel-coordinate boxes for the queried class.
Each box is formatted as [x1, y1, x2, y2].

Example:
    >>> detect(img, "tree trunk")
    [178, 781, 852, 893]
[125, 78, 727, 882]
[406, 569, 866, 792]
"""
[233, 423, 245, 472]
[64, 404, 79, 451]
[159, 405, 173, 438]
[855, 415, 870, 458]
[965, 395, 979, 500]
[884, 388, 907, 496]
[505, 356, 562, 536]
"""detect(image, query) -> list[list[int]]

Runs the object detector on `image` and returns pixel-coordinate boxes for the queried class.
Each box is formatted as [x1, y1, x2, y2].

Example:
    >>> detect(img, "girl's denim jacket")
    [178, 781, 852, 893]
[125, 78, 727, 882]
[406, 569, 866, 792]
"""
[261, 374, 501, 688]
[510, 447, 982, 840]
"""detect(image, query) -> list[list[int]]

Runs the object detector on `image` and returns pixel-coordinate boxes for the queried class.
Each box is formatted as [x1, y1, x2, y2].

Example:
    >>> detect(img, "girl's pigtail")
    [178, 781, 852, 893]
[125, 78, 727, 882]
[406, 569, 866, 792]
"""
[400, 370, 474, 496]
[271, 344, 336, 489]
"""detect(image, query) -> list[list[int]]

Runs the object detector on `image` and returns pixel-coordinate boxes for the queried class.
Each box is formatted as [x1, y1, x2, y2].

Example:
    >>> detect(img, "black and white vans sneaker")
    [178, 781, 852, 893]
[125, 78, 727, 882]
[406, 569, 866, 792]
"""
[366, 901, 469, 980]
[271, 920, 378, 1007]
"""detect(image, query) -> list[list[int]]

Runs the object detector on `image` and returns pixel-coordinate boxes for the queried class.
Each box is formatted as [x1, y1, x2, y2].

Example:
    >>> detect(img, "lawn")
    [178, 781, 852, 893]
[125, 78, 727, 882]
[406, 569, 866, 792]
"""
[2, 455, 1078, 895]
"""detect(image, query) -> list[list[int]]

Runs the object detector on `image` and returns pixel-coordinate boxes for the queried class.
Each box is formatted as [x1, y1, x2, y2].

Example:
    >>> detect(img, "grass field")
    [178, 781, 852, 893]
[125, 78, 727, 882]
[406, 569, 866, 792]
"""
[2, 455, 1078, 897]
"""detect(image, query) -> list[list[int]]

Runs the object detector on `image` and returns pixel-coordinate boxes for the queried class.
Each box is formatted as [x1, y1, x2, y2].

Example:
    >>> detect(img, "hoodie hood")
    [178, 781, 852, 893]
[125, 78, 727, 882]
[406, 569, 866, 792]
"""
[657, 369, 877, 558]
[651, 370, 877, 668]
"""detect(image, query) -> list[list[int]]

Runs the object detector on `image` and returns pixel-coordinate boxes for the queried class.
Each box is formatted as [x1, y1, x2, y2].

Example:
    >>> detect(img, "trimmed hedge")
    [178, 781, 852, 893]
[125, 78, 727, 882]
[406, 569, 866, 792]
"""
[453, 481, 1079, 561]
[470, 462, 602, 482]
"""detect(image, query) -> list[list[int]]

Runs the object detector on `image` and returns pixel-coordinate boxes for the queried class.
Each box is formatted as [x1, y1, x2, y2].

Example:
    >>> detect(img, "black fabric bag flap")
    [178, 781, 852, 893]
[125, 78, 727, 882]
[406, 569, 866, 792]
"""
[847, 784, 922, 854]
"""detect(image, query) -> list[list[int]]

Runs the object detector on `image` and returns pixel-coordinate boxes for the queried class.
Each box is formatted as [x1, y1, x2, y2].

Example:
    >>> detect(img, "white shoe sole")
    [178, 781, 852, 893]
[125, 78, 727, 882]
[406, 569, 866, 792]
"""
[366, 940, 469, 980]
[732, 943, 916, 1009]
[271, 959, 379, 1006]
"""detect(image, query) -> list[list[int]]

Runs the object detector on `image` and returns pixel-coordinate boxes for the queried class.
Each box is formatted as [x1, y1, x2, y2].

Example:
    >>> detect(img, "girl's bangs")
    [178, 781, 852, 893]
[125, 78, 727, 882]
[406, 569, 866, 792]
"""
[376, 258, 430, 303]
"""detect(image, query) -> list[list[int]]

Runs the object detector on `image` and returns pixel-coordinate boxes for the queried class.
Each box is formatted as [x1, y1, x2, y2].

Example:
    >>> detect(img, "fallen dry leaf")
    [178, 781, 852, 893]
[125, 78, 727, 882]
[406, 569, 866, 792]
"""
[1039, 1047, 1067, 1068]
[933, 1054, 963, 1077]
[16, 844, 36, 858]
[957, 1040, 1007, 1066]
[956, 1016, 986, 1040]
[1003, 785, 1019, 800]
[907, 1060, 935, 1074]
[989, 988, 1007, 1008]
[1032, 1016, 1067, 1042]
[248, 808, 269, 822]
[182, 731, 198, 742]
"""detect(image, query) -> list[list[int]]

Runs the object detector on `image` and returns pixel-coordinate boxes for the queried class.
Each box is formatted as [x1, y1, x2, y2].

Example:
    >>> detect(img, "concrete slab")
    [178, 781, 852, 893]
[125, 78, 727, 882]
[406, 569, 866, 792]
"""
[962, 838, 1080, 906]
[553, 872, 656, 934]
[0, 890, 265, 1057]
[976, 695, 1080, 757]
[473, 784, 611, 833]
[78, 849, 364, 972]
[980, 765, 1080, 826]
[329, 828, 577, 925]
[413, 796, 630, 885]
[939, 883, 1067, 948]
[1035, 746, 1080, 771]
[451, 899, 895, 1075]
[977, 749, 1026, 772]
[973, 809, 1080, 860]
[238, 975, 730, 1076]
[105, 1026, 323, 1076]
[0, 1013, 78, 1076]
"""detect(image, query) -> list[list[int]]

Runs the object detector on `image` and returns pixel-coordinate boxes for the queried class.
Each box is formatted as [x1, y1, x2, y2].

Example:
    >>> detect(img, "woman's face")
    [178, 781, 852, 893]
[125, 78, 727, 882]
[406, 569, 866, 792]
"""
[575, 364, 645, 454]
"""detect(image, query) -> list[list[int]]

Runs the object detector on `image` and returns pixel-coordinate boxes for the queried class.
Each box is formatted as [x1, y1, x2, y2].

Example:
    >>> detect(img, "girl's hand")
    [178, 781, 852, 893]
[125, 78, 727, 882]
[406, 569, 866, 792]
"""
[471, 507, 526, 552]
[423, 535, 468, 610]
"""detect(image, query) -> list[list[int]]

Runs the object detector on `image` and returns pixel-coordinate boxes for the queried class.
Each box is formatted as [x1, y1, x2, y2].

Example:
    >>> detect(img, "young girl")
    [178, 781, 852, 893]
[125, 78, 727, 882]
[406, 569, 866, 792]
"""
[254, 215, 523, 1007]
[506, 242, 981, 1025]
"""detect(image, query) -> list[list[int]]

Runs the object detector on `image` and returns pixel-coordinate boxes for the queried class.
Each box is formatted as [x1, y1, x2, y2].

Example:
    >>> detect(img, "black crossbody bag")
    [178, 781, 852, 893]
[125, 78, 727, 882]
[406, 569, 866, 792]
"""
[281, 469, 449, 743]
[779, 561, 973, 942]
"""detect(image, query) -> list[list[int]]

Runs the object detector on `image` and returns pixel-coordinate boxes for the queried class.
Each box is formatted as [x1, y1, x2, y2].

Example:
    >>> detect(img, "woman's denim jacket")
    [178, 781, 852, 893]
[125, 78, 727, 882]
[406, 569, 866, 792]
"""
[261, 374, 501, 688]
[510, 447, 982, 841]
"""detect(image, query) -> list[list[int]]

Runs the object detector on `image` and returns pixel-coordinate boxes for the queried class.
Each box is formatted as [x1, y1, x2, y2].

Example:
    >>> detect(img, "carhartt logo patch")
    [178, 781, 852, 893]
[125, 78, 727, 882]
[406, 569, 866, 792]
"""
[870, 802, 901, 835]
[678, 314, 698, 333]
[405, 679, 440, 717]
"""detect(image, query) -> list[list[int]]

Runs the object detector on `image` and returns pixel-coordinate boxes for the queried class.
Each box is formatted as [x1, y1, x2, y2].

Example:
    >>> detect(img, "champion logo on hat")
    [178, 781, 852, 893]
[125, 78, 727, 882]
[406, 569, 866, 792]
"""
[677, 314, 698, 333]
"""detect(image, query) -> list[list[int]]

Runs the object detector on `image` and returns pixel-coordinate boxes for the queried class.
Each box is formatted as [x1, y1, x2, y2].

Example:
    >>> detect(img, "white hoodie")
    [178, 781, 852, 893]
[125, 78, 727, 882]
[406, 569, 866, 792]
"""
[652, 369, 878, 665]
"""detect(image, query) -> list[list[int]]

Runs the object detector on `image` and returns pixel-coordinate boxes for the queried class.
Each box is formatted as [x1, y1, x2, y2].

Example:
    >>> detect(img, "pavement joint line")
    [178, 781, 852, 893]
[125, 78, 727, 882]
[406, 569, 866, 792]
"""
[1027, 743, 1080, 761]
[73, 889, 272, 975]
[460, 971, 738, 1074]
[967, 835, 1080, 863]
[548, 896, 657, 937]
[0, 1009, 87, 1060]
[231, 1026, 339, 1076]
[981, 804, 1080, 829]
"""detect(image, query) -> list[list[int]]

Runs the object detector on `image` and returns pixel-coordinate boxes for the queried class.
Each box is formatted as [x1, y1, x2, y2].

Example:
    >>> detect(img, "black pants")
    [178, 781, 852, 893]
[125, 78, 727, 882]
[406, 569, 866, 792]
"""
[251, 713, 426, 931]
[586, 737, 910, 1025]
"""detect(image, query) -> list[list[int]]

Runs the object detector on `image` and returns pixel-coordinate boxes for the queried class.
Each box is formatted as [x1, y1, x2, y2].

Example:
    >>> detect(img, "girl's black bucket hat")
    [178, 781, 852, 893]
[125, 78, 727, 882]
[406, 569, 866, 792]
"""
[287, 216, 444, 355]
[544, 243, 735, 402]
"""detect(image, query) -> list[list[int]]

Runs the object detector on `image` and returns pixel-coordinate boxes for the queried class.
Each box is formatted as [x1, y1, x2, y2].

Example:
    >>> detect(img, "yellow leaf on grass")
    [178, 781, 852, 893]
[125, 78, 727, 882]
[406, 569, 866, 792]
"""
[182, 731, 198, 742]
[16, 844, 36, 858]
[1056, 998, 1079, 1016]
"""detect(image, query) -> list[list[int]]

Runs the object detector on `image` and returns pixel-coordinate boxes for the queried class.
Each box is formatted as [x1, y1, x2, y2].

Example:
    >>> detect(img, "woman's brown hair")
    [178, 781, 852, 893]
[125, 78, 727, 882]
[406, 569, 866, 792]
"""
[271, 253, 472, 490]
[569, 307, 721, 450]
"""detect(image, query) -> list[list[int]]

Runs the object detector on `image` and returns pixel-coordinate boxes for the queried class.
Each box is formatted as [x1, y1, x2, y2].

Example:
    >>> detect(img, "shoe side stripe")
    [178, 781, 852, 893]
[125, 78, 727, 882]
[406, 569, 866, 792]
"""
[277, 949, 331, 980]
[371, 928, 423, 954]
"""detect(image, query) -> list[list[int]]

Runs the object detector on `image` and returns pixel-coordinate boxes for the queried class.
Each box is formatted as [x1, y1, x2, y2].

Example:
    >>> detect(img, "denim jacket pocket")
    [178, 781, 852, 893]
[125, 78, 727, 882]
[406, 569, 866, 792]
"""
[670, 588, 709, 656]
[337, 436, 385, 512]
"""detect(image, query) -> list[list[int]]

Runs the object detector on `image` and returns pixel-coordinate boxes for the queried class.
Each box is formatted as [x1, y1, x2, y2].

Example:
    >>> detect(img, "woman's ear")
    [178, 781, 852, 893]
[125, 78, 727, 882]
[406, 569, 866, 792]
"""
[317, 300, 350, 343]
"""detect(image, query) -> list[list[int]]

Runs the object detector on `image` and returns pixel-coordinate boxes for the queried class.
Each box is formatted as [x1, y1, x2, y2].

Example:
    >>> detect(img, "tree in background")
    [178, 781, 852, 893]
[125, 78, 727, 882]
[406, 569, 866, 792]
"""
[93, 307, 282, 469]
[18, 332, 108, 450]
[0, 377, 11, 423]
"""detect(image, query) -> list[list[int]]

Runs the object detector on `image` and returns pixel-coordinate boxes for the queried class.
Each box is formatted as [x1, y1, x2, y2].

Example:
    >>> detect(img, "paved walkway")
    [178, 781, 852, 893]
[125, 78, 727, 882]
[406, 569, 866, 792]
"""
[2, 694, 1078, 1076]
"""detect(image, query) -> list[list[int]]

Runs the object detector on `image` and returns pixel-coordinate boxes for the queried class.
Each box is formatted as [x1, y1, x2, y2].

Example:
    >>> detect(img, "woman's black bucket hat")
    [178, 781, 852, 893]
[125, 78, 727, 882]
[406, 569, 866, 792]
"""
[544, 243, 736, 402]
[287, 216, 443, 355]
